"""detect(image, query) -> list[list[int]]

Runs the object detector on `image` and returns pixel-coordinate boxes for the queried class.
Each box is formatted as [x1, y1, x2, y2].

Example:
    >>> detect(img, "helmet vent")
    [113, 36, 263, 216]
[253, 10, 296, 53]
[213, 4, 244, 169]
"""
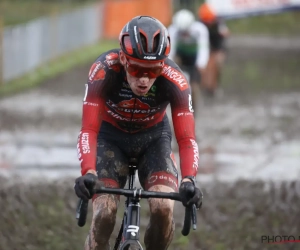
[140, 33, 148, 53]
[140, 33, 160, 53]
[122, 35, 133, 55]
[153, 33, 160, 53]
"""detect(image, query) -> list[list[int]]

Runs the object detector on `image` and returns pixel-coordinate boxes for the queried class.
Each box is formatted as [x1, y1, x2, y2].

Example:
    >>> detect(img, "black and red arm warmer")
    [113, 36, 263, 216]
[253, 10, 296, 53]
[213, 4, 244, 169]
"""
[172, 108, 199, 178]
[77, 83, 105, 175]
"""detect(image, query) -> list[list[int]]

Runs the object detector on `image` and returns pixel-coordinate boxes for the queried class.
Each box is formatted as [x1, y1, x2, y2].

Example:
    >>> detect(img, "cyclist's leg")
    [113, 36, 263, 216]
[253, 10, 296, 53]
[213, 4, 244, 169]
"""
[215, 49, 226, 85]
[202, 50, 222, 96]
[85, 138, 128, 250]
[138, 133, 178, 250]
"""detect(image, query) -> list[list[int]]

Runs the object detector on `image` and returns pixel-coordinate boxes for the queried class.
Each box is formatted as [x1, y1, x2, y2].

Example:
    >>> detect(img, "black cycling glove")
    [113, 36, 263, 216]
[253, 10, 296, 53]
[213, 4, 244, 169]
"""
[74, 173, 98, 201]
[179, 181, 203, 209]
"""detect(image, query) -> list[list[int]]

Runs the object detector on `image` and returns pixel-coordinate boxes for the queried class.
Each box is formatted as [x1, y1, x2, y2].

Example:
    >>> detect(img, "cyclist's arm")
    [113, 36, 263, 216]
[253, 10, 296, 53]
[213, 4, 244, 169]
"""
[172, 100, 198, 178]
[218, 21, 230, 38]
[77, 62, 107, 176]
[195, 22, 210, 70]
[165, 67, 199, 178]
[167, 24, 177, 61]
[172, 109, 198, 177]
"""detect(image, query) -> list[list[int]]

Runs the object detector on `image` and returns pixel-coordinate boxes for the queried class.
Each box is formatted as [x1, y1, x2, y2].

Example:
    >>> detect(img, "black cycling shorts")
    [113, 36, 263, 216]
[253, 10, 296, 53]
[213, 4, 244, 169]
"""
[95, 116, 179, 192]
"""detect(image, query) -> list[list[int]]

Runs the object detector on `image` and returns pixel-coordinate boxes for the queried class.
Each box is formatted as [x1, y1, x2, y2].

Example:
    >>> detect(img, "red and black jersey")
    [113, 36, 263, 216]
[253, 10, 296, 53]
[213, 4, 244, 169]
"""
[77, 49, 199, 178]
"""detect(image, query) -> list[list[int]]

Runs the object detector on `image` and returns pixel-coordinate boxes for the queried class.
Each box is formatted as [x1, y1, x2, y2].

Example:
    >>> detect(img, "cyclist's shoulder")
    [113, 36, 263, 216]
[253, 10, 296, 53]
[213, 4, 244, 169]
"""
[92, 48, 121, 67]
[159, 58, 189, 92]
[191, 21, 209, 33]
[88, 49, 122, 83]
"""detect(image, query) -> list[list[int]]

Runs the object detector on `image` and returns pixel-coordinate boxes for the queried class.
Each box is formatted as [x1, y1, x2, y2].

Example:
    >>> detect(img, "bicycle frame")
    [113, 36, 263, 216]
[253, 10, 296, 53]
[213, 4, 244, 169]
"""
[76, 161, 197, 250]
[115, 162, 143, 250]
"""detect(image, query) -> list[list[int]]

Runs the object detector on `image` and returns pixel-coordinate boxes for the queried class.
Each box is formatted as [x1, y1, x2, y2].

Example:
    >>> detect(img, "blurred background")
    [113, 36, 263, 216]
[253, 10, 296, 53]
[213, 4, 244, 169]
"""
[0, 0, 299, 249]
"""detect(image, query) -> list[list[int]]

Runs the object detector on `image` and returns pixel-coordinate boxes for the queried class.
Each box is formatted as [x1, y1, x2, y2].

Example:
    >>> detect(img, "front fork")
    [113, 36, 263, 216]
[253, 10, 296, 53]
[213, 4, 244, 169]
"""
[120, 197, 143, 249]
[124, 198, 140, 240]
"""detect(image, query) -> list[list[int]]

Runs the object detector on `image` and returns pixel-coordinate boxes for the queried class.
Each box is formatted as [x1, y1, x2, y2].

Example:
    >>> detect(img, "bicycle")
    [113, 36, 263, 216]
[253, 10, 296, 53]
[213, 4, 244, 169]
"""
[76, 158, 198, 250]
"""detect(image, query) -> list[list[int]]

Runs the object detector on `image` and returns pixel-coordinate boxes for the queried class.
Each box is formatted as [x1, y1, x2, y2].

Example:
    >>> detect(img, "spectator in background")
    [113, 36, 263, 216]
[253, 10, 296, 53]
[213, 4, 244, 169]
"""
[198, 3, 230, 96]
[168, 9, 209, 114]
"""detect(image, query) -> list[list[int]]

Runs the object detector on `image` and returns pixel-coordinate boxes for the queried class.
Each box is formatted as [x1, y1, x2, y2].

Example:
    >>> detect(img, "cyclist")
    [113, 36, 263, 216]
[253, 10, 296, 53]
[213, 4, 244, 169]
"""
[198, 3, 230, 96]
[74, 16, 203, 250]
[168, 9, 209, 111]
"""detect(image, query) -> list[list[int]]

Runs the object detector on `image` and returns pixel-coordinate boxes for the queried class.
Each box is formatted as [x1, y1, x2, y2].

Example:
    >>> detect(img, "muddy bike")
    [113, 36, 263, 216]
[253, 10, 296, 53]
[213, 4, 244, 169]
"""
[76, 159, 198, 250]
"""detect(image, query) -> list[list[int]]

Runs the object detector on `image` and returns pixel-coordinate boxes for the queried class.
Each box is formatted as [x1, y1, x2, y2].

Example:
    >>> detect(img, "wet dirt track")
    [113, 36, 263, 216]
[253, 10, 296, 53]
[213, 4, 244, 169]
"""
[0, 35, 300, 182]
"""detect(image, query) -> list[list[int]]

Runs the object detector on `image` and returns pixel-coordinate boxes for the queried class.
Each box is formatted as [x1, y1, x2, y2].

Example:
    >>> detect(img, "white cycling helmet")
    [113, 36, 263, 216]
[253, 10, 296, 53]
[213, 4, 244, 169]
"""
[172, 9, 195, 30]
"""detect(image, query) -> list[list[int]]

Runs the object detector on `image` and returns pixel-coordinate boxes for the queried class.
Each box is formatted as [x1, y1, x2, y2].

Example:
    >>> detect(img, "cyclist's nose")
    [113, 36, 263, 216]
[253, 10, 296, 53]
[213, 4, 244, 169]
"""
[139, 76, 150, 84]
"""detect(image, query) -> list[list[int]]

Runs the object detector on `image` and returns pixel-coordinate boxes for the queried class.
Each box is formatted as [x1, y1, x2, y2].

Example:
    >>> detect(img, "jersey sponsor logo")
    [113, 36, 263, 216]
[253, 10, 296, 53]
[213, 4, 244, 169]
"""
[77, 135, 82, 161]
[190, 139, 199, 170]
[147, 172, 178, 190]
[81, 132, 91, 154]
[107, 110, 155, 122]
[143, 85, 156, 97]
[105, 52, 121, 72]
[107, 98, 160, 119]
[88, 62, 106, 82]
[177, 112, 193, 116]
[83, 102, 99, 106]
[105, 52, 119, 65]
[162, 66, 188, 90]
[119, 93, 133, 98]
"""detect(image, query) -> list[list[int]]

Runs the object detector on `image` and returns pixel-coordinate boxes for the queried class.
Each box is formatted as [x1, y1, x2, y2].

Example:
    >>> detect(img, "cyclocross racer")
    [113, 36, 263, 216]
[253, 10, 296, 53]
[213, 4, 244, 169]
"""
[74, 15, 203, 250]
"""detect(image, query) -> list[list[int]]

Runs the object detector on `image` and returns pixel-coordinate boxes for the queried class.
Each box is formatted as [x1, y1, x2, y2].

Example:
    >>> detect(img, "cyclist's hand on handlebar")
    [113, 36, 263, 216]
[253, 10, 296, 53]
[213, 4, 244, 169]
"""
[74, 172, 98, 201]
[179, 181, 203, 209]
